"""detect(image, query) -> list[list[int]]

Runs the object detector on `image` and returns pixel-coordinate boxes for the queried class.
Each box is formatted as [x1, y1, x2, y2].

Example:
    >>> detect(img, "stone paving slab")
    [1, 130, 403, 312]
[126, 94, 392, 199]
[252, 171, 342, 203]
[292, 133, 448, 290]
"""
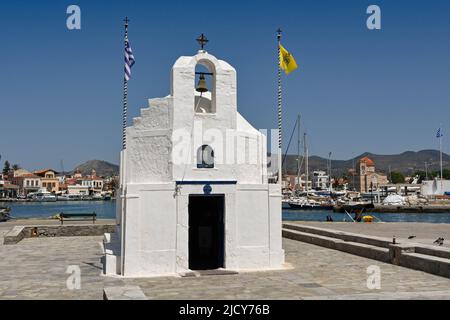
[104, 285, 147, 300]
[1, 226, 450, 300]
[0, 236, 107, 300]
[123, 239, 450, 300]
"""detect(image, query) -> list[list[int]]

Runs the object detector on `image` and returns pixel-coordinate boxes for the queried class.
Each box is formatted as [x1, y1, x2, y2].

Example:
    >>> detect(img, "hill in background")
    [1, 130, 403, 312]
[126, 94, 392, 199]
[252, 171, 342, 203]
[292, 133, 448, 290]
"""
[283, 150, 450, 176]
[72, 160, 119, 177]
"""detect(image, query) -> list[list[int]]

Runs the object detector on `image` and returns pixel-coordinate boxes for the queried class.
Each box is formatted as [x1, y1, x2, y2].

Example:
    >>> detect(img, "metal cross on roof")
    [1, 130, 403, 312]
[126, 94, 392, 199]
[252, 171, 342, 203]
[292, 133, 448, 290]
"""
[197, 34, 209, 50]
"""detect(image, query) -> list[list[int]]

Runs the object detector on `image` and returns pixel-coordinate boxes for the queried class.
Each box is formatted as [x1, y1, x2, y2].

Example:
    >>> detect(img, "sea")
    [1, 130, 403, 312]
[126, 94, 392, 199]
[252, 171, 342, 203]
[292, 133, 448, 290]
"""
[3, 201, 450, 224]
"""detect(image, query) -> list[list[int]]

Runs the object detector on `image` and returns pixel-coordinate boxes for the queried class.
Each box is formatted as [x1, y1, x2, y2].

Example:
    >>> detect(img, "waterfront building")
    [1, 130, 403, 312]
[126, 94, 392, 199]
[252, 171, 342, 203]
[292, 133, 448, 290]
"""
[13, 169, 32, 177]
[283, 174, 311, 191]
[34, 169, 60, 193]
[349, 157, 388, 192]
[64, 169, 105, 196]
[67, 185, 90, 196]
[0, 181, 19, 199]
[81, 169, 104, 194]
[11, 173, 41, 196]
[73, 168, 83, 179]
[104, 47, 284, 277]
[312, 170, 329, 190]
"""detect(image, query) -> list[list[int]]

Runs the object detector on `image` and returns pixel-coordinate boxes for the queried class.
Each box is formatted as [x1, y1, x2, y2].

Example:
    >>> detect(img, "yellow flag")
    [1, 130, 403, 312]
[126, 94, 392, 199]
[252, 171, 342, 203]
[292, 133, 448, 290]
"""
[279, 44, 298, 74]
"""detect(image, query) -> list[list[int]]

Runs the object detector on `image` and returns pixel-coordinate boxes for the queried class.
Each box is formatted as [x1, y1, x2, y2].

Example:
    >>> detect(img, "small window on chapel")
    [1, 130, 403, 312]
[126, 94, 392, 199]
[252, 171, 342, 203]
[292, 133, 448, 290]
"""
[197, 145, 214, 169]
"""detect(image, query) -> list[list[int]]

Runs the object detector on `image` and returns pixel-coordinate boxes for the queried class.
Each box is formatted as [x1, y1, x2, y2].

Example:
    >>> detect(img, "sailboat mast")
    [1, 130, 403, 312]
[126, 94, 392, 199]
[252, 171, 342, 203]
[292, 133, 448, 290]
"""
[440, 131, 443, 189]
[297, 115, 301, 191]
[304, 132, 309, 194]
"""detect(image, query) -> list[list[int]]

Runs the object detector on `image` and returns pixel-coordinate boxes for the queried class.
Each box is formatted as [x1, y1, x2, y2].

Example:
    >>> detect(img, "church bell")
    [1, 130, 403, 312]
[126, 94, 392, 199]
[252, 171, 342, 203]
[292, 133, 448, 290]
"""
[196, 74, 208, 93]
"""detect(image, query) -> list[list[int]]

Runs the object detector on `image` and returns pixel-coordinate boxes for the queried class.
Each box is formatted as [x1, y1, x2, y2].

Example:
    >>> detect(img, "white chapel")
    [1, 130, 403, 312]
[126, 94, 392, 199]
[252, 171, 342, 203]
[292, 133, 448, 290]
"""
[104, 38, 284, 277]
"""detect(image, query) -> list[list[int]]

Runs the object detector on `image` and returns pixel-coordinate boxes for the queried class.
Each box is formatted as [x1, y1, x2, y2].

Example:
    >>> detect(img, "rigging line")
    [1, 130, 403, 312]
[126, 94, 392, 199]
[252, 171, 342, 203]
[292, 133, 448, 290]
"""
[282, 117, 299, 169]
[176, 92, 205, 196]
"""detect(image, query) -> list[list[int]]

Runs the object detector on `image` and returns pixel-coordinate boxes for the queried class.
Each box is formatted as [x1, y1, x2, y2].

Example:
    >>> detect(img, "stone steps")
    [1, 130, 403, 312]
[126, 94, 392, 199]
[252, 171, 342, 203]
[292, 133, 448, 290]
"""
[283, 223, 391, 248]
[400, 252, 450, 278]
[282, 228, 390, 263]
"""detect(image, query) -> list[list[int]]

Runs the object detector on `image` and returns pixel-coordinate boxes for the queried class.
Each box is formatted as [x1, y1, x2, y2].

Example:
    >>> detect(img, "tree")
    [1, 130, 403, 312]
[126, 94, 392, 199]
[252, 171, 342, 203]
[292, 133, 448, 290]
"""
[2, 161, 10, 176]
[430, 169, 450, 180]
[12, 164, 20, 171]
[443, 169, 450, 180]
[390, 171, 405, 184]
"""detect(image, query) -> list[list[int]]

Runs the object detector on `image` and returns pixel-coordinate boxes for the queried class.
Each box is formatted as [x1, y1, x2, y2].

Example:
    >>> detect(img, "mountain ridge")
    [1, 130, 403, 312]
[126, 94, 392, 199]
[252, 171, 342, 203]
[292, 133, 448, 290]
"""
[283, 149, 450, 176]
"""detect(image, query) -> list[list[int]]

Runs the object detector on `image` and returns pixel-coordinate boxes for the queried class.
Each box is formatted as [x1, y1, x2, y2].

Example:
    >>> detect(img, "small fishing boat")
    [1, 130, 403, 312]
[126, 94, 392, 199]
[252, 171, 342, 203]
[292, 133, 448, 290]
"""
[0, 206, 11, 221]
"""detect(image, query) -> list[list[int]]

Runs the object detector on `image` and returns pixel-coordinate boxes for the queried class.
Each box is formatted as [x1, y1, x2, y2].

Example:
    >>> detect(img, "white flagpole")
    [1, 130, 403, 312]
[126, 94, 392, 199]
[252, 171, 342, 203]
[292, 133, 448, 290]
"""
[277, 29, 283, 185]
[120, 17, 129, 277]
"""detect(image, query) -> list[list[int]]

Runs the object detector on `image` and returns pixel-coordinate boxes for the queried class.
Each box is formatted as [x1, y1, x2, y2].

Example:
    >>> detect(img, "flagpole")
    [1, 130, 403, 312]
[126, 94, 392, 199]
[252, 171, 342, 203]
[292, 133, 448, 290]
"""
[122, 18, 129, 151]
[120, 16, 129, 276]
[277, 28, 282, 185]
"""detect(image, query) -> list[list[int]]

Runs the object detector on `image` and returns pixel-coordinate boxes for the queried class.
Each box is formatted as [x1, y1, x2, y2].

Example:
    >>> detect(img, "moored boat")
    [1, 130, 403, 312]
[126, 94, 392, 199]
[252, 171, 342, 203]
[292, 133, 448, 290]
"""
[0, 206, 11, 221]
[34, 189, 57, 202]
[288, 197, 334, 210]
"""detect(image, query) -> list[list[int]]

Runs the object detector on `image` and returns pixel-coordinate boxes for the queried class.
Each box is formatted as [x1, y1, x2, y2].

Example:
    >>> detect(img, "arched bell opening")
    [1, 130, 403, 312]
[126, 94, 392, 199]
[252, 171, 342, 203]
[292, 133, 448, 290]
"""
[194, 62, 216, 114]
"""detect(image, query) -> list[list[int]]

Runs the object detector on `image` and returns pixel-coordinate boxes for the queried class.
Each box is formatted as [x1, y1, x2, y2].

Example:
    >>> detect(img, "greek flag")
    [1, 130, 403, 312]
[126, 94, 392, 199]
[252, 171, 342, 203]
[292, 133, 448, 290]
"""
[124, 40, 135, 81]
[437, 128, 443, 138]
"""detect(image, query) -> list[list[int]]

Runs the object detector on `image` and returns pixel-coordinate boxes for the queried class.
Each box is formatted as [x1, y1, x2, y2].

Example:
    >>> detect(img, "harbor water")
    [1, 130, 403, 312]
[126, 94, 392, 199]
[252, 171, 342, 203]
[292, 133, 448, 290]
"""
[1, 201, 116, 220]
[3, 201, 450, 223]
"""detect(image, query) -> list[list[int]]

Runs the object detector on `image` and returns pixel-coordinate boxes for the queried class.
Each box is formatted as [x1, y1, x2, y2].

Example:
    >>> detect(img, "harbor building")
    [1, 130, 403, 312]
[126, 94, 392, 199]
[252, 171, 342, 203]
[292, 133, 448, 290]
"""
[350, 157, 388, 193]
[11, 172, 41, 196]
[0, 181, 19, 199]
[65, 169, 105, 196]
[80, 170, 104, 195]
[34, 169, 60, 193]
[312, 170, 329, 190]
[283, 174, 312, 192]
[104, 46, 284, 277]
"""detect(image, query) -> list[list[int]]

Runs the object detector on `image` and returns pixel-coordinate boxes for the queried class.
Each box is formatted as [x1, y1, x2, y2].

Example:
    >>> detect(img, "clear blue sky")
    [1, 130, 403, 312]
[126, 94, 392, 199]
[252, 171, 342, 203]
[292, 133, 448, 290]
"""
[1, 0, 449, 171]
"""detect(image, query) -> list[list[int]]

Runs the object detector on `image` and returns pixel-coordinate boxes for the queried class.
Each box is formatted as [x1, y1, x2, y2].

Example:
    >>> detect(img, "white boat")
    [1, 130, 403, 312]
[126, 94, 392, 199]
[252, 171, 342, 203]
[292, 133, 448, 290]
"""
[57, 194, 82, 201]
[92, 194, 104, 200]
[34, 189, 57, 202]
[288, 197, 334, 210]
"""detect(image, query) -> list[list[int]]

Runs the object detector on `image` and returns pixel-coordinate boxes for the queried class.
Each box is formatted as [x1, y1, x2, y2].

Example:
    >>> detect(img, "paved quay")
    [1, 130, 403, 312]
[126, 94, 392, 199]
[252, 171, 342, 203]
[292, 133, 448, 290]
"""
[123, 238, 450, 300]
[289, 222, 450, 248]
[1, 220, 450, 299]
[0, 219, 115, 245]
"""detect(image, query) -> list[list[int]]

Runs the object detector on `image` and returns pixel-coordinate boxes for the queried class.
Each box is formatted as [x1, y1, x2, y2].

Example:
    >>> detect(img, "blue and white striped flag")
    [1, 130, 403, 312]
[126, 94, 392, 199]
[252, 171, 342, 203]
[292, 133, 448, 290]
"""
[437, 128, 444, 138]
[124, 40, 135, 81]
